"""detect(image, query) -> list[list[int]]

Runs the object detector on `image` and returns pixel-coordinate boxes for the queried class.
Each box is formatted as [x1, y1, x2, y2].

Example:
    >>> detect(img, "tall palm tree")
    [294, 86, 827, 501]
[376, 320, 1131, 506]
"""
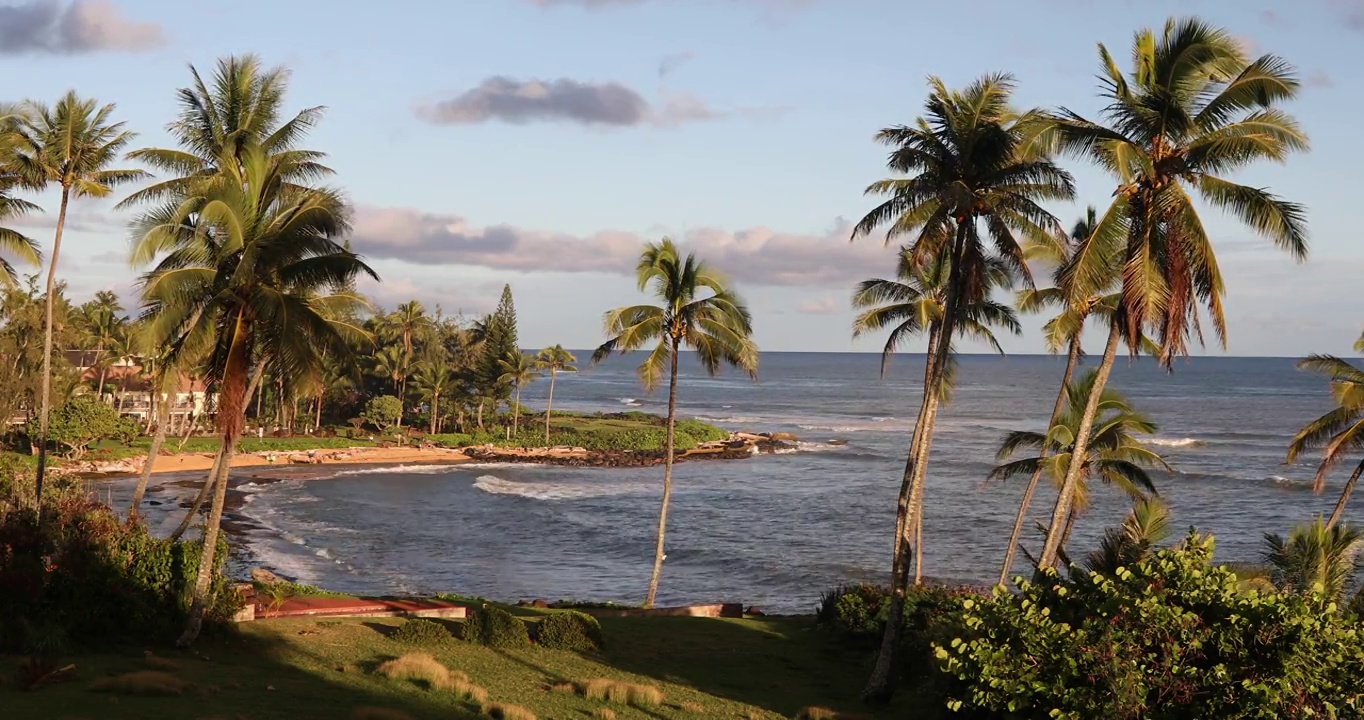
[1084, 496, 1171, 575]
[1037, 18, 1309, 569]
[390, 301, 434, 357]
[497, 351, 540, 439]
[412, 358, 455, 434]
[1287, 354, 1364, 528]
[849, 74, 1072, 703]
[991, 370, 1169, 554]
[593, 238, 759, 608]
[133, 143, 374, 646]
[81, 303, 124, 396]
[535, 345, 578, 443]
[1264, 518, 1362, 602]
[12, 92, 146, 504]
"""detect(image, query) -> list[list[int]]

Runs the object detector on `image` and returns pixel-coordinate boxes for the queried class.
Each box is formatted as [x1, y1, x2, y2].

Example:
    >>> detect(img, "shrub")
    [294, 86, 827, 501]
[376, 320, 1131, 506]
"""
[89, 670, 190, 696]
[429, 433, 476, 448]
[482, 703, 536, 720]
[363, 396, 403, 433]
[534, 611, 603, 652]
[350, 708, 414, 720]
[375, 653, 460, 689]
[462, 606, 530, 648]
[0, 498, 239, 650]
[675, 418, 728, 443]
[580, 679, 664, 707]
[940, 532, 1364, 718]
[25, 395, 122, 459]
[390, 618, 452, 646]
[816, 583, 889, 639]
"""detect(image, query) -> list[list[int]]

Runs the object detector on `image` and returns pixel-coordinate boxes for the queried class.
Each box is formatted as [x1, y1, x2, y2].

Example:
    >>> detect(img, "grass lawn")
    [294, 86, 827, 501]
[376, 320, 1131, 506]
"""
[2, 610, 914, 720]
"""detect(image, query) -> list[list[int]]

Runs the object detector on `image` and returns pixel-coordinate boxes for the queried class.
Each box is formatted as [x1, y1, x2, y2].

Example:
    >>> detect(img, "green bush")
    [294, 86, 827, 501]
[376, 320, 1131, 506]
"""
[534, 610, 604, 652]
[362, 396, 403, 433]
[429, 433, 477, 448]
[25, 395, 122, 459]
[0, 498, 240, 650]
[390, 618, 453, 645]
[675, 419, 728, 443]
[462, 606, 530, 648]
[940, 532, 1364, 718]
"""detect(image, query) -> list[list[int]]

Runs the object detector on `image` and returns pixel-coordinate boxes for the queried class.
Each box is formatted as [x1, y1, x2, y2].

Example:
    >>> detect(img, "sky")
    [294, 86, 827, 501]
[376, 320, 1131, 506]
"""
[1, 0, 1362, 356]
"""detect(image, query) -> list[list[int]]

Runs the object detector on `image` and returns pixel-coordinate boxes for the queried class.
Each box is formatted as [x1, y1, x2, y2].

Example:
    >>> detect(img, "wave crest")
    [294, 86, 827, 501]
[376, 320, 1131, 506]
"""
[1148, 437, 1206, 448]
[472, 475, 646, 501]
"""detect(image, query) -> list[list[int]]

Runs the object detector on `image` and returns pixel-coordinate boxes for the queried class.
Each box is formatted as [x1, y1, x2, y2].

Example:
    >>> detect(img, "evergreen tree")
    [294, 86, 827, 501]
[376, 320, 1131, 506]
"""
[478, 284, 519, 402]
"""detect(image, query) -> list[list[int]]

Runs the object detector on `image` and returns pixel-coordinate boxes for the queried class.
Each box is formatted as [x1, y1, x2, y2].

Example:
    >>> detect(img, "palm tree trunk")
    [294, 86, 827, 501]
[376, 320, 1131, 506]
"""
[545, 368, 556, 444]
[315, 394, 323, 433]
[477, 399, 485, 432]
[999, 336, 1082, 585]
[430, 392, 439, 434]
[33, 188, 71, 507]
[512, 384, 522, 438]
[178, 308, 252, 647]
[863, 222, 969, 705]
[645, 339, 682, 609]
[168, 449, 223, 542]
[96, 348, 108, 400]
[1038, 322, 1122, 569]
[117, 372, 128, 413]
[1327, 462, 1364, 529]
[130, 380, 173, 521]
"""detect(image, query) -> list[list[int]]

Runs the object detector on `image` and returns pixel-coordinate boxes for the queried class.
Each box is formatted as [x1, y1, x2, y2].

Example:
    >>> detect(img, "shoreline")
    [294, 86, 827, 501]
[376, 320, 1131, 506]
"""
[67, 431, 798, 479]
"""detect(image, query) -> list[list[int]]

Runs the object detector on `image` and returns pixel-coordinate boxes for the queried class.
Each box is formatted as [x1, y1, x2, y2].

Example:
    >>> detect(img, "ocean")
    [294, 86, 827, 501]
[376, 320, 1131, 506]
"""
[100, 352, 1344, 614]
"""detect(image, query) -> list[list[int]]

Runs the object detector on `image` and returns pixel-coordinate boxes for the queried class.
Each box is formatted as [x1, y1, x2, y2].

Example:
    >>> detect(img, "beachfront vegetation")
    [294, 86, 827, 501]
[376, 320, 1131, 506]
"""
[1288, 354, 1364, 527]
[593, 238, 759, 608]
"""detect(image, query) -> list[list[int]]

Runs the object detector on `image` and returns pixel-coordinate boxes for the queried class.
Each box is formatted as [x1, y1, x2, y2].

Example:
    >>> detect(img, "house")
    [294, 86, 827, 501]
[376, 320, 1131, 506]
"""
[67, 351, 216, 428]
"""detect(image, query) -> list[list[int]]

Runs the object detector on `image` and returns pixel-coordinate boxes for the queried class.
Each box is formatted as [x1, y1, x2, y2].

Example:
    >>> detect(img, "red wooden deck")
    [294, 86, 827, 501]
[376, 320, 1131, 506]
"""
[245, 595, 468, 621]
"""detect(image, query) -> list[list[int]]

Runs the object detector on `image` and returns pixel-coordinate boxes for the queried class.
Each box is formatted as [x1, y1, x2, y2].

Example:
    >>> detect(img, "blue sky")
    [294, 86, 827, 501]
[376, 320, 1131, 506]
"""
[2, 0, 1362, 355]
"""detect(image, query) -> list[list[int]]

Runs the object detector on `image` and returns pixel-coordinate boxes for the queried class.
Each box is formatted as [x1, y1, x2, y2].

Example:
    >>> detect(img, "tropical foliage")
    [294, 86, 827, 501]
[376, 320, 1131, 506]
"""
[1288, 354, 1364, 527]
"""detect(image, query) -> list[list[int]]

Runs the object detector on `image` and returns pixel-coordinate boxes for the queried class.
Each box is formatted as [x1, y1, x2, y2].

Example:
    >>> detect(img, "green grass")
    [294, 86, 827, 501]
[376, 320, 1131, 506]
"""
[429, 412, 730, 453]
[2, 613, 914, 719]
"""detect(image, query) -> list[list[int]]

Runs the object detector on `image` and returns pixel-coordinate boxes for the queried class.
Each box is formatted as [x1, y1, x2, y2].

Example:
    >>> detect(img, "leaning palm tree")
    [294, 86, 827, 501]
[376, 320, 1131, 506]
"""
[1287, 354, 1364, 528]
[1264, 518, 1362, 601]
[497, 351, 540, 439]
[11, 92, 146, 504]
[1036, 18, 1310, 569]
[593, 238, 758, 609]
[850, 74, 1073, 703]
[535, 345, 578, 443]
[991, 370, 1169, 554]
[133, 143, 374, 646]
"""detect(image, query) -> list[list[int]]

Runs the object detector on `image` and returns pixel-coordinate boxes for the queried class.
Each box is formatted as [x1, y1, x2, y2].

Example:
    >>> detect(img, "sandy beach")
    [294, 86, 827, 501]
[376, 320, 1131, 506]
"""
[76, 445, 477, 477]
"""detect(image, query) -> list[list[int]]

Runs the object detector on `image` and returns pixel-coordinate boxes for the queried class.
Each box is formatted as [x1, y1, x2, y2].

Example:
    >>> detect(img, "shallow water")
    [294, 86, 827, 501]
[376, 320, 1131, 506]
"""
[102, 353, 1345, 614]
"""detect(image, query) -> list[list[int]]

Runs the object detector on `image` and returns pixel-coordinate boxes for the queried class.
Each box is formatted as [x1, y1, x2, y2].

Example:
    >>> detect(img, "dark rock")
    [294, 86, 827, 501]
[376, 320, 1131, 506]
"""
[531, 599, 550, 608]
[745, 606, 766, 617]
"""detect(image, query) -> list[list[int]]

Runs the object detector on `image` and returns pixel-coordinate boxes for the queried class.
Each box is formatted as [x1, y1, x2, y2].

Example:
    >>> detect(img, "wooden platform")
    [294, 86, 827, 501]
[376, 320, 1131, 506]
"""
[238, 596, 468, 622]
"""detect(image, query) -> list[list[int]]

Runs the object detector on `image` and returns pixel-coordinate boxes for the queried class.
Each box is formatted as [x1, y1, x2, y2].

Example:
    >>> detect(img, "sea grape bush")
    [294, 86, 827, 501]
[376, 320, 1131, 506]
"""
[939, 533, 1364, 718]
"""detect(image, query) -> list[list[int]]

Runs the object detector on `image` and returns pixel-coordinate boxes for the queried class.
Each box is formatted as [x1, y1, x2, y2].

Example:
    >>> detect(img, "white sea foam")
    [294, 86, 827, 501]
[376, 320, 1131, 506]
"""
[1269, 475, 1313, 489]
[619, 397, 643, 406]
[1148, 437, 1207, 448]
[327, 464, 461, 477]
[473, 474, 646, 501]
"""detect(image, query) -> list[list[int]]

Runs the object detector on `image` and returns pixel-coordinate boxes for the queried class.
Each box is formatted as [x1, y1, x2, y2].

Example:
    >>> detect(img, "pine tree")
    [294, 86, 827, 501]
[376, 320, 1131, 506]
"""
[478, 284, 519, 401]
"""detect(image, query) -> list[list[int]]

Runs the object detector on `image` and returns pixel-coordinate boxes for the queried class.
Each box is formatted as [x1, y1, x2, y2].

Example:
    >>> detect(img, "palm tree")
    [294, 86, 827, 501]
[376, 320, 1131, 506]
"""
[497, 351, 540, 440]
[1287, 354, 1364, 528]
[535, 345, 578, 443]
[1037, 18, 1309, 569]
[991, 370, 1169, 554]
[390, 301, 434, 357]
[1084, 497, 1172, 575]
[849, 74, 1072, 703]
[81, 302, 124, 396]
[412, 359, 455, 434]
[133, 143, 374, 646]
[593, 238, 758, 608]
[12, 92, 146, 504]
[117, 54, 330, 211]
[0, 107, 42, 285]
[1264, 518, 1362, 601]
[997, 209, 1151, 583]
